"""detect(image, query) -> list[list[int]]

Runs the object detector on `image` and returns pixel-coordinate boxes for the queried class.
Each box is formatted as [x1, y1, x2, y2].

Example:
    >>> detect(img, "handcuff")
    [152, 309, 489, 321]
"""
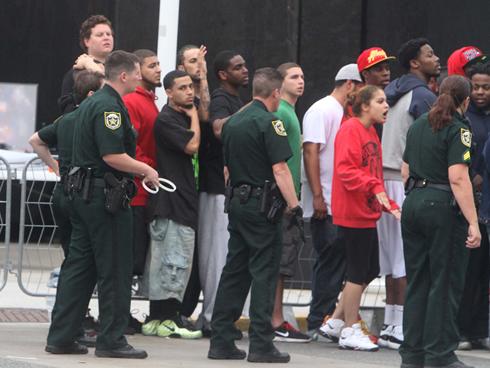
[142, 177, 177, 194]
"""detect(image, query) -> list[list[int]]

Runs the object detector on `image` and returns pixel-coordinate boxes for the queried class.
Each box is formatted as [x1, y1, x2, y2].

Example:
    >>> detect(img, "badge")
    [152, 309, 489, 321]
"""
[460, 128, 471, 147]
[272, 120, 287, 136]
[104, 112, 122, 130]
[463, 150, 471, 161]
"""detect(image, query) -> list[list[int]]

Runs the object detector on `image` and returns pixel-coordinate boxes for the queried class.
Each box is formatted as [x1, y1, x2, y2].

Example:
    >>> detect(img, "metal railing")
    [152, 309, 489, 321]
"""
[17, 157, 63, 296]
[0, 156, 12, 292]
[10, 156, 386, 313]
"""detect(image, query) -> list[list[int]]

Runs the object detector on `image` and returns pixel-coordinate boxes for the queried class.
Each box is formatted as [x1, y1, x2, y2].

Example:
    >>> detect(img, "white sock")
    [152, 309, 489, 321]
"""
[393, 305, 404, 326]
[384, 304, 395, 325]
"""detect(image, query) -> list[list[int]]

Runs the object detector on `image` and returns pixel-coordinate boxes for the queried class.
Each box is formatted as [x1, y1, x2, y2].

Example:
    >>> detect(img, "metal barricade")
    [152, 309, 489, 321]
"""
[283, 218, 386, 309]
[17, 157, 63, 296]
[0, 156, 12, 291]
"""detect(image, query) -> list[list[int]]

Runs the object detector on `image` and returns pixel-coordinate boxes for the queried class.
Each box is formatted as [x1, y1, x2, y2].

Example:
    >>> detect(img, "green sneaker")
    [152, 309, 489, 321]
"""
[157, 319, 203, 339]
[142, 319, 161, 336]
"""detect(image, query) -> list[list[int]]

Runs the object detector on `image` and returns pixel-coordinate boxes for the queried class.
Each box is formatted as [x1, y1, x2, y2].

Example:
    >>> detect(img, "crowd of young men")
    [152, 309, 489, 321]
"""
[29, 14, 489, 366]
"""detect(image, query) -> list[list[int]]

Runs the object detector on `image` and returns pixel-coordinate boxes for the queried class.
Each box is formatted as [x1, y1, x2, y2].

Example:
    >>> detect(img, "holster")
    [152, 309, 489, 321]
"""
[224, 181, 232, 213]
[66, 167, 86, 198]
[259, 181, 286, 224]
[103, 172, 137, 214]
[404, 176, 416, 195]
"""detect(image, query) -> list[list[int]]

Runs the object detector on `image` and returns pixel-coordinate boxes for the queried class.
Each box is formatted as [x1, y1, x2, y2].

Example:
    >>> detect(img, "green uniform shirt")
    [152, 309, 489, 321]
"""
[72, 85, 136, 178]
[222, 100, 292, 187]
[38, 109, 80, 177]
[275, 99, 301, 196]
[403, 112, 472, 183]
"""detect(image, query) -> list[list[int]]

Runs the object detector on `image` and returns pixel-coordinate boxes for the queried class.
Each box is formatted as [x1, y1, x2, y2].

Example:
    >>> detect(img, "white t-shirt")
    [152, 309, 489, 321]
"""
[301, 95, 344, 217]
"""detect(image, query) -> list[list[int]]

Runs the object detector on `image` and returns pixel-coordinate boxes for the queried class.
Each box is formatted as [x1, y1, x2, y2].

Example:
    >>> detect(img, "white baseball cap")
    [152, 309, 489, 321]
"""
[335, 63, 363, 82]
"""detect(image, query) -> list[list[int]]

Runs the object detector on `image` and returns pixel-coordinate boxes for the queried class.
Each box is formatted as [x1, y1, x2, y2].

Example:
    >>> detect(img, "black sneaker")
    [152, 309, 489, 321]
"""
[273, 321, 312, 343]
[248, 346, 290, 363]
[45, 342, 88, 355]
[208, 345, 246, 360]
[127, 314, 142, 334]
[175, 314, 198, 331]
[82, 309, 100, 333]
[95, 344, 148, 359]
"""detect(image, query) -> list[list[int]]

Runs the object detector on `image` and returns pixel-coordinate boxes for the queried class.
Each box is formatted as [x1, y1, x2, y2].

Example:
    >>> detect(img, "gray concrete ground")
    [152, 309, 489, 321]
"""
[0, 323, 490, 368]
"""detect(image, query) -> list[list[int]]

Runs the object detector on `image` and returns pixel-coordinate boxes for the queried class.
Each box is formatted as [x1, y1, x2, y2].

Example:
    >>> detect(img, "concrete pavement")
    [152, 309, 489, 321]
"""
[1, 323, 490, 368]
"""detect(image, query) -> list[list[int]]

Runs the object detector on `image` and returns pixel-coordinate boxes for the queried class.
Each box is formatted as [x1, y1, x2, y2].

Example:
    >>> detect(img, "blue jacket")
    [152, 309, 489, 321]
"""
[474, 103, 490, 221]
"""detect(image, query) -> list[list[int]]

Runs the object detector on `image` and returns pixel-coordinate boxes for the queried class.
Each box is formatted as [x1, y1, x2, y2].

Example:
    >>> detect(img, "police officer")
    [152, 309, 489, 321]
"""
[208, 67, 302, 363]
[29, 70, 103, 348]
[29, 70, 104, 257]
[400, 75, 481, 368]
[45, 50, 159, 359]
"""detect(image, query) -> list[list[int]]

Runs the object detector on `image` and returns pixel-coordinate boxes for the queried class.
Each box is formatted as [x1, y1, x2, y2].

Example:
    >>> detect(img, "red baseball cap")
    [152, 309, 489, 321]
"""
[357, 47, 395, 72]
[447, 46, 486, 76]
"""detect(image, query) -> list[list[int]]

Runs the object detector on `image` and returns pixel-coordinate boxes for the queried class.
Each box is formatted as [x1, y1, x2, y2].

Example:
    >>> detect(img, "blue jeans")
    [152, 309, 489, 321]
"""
[307, 216, 346, 330]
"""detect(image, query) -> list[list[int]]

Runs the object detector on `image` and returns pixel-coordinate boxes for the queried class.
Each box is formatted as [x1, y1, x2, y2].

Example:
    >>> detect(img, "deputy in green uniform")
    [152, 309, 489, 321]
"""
[45, 51, 159, 359]
[400, 75, 481, 368]
[208, 68, 302, 363]
[29, 70, 104, 257]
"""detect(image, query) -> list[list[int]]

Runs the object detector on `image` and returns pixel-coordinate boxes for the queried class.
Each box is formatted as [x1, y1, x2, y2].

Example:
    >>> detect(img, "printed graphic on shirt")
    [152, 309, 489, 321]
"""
[362, 141, 381, 213]
[272, 120, 287, 136]
[104, 112, 122, 130]
[460, 128, 471, 148]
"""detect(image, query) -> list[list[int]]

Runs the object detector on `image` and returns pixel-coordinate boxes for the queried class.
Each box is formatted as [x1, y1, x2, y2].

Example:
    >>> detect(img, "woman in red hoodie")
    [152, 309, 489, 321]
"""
[329, 85, 400, 351]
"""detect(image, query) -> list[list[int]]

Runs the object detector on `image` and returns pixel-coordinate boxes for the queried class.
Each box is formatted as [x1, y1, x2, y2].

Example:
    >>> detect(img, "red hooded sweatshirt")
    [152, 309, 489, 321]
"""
[332, 117, 398, 228]
[123, 86, 158, 206]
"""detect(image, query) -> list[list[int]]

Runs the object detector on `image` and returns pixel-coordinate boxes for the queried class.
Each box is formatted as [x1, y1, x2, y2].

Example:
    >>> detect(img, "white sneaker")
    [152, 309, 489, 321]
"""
[318, 318, 345, 342]
[377, 324, 393, 348]
[339, 323, 379, 351]
[387, 325, 403, 350]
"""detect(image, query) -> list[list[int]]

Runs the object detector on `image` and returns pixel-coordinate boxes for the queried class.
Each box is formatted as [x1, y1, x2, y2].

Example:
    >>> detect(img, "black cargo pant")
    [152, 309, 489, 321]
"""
[400, 188, 469, 366]
[210, 196, 282, 353]
[47, 187, 133, 350]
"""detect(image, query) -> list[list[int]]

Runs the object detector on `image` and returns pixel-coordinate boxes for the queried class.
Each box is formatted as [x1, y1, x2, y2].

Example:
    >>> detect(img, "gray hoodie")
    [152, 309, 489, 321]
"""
[382, 73, 437, 180]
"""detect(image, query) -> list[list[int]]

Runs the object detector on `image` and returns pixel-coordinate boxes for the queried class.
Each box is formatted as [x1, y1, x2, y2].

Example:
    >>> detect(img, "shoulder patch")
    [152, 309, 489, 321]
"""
[463, 150, 471, 162]
[272, 120, 287, 136]
[460, 128, 471, 148]
[104, 112, 122, 130]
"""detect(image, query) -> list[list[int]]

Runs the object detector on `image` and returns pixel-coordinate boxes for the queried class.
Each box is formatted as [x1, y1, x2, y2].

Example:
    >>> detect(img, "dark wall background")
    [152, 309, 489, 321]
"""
[0, 0, 159, 130]
[1, 0, 489, 132]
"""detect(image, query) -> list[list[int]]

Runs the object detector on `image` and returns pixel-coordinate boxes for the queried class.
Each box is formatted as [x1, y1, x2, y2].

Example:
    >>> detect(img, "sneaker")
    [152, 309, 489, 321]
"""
[157, 319, 203, 339]
[318, 317, 344, 342]
[176, 314, 198, 331]
[81, 309, 99, 334]
[339, 323, 379, 351]
[457, 339, 472, 350]
[141, 319, 160, 336]
[359, 318, 378, 344]
[273, 321, 312, 343]
[126, 314, 142, 335]
[388, 325, 403, 350]
[378, 324, 393, 348]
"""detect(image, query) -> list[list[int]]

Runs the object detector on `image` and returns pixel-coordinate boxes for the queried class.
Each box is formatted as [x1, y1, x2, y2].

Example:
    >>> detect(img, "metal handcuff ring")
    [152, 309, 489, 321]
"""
[142, 177, 177, 194]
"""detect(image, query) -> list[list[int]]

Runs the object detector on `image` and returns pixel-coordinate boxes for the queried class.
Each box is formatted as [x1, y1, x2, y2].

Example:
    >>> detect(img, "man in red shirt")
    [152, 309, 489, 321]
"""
[122, 49, 161, 331]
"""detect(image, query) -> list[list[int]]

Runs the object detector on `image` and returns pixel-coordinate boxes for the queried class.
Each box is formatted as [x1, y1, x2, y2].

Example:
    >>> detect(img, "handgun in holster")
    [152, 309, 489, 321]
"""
[81, 167, 93, 203]
[260, 180, 286, 224]
[404, 176, 416, 195]
[66, 167, 85, 198]
[224, 180, 232, 214]
[103, 172, 136, 214]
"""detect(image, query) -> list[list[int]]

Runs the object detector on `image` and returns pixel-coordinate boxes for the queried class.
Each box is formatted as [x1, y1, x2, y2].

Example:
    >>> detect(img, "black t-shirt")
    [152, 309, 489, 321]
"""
[147, 104, 198, 230]
[199, 88, 243, 194]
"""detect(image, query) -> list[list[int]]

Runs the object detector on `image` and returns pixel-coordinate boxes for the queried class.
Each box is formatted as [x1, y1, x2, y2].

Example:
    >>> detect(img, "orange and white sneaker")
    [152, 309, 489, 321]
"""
[318, 315, 345, 342]
[358, 318, 378, 345]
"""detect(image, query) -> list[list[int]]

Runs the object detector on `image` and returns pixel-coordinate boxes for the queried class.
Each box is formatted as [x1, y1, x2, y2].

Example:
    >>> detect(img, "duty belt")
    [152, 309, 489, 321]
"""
[232, 184, 263, 199]
[413, 179, 451, 192]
